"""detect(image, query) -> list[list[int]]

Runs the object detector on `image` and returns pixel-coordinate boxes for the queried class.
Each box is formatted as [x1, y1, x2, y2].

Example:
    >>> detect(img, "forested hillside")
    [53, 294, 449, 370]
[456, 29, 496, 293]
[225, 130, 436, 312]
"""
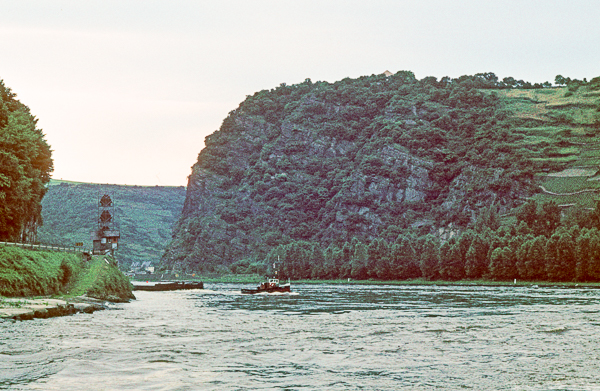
[38, 181, 186, 270]
[0, 80, 53, 242]
[161, 72, 600, 281]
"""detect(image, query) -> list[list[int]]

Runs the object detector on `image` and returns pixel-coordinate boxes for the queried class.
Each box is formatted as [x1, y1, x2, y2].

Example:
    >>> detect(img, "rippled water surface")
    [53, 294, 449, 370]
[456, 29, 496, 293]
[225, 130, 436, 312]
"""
[3, 284, 600, 390]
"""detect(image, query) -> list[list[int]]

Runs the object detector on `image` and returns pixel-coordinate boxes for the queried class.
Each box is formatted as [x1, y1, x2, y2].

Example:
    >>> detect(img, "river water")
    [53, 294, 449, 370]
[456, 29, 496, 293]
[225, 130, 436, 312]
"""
[2, 284, 600, 390]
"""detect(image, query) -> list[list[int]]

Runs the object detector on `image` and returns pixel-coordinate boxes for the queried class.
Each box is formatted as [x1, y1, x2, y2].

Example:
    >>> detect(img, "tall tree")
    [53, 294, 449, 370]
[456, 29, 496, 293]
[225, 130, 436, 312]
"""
[587, 230, 600, 281]
[516, 239, 533, 279]
[489, 247, 506, 280]
[439, 237, 466, 281]
[0, 80, 53, 241]
[338, 241, 354, 278]
[351, 242, 368, 279]
[489, 246, 517, 280]
[546, 232, 575, 281]
[576, 230, 592, 281]
[310, 245, 326, 279]
[419, 235, 440, 280]
[368, 238, 391, 279]
[525, 236, 547, 280]
[390, 235, 420, 280]
[464, 234, 489, 279]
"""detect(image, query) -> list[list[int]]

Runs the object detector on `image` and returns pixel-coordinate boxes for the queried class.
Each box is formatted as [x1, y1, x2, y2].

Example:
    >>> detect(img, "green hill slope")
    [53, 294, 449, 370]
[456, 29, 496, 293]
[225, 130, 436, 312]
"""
[37, 180, 186, 270]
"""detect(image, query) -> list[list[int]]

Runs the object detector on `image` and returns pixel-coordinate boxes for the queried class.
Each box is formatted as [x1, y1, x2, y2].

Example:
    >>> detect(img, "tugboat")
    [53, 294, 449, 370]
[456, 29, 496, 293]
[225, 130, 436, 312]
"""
[241, 277, 291, 294]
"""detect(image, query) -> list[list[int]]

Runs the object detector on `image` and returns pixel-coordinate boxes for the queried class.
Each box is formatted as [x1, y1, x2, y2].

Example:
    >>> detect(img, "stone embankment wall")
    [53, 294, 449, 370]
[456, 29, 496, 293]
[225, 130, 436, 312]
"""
[0, 297, 106, 322]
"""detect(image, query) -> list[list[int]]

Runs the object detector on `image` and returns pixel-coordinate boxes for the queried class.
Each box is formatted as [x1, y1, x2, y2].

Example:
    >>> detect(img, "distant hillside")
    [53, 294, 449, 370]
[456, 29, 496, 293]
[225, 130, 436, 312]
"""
[38, 180, 186, 270]
[161, 72, 600, 281]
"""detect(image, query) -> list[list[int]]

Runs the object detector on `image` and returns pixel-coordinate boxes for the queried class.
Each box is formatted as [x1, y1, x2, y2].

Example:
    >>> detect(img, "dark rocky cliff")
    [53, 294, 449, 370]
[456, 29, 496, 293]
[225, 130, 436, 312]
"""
[161, 72, 538, 273]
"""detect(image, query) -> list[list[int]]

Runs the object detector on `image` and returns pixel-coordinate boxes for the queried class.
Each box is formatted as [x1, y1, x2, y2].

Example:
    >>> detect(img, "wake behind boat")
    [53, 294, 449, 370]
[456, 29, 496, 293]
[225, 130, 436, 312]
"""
[241, 278, 291, 294]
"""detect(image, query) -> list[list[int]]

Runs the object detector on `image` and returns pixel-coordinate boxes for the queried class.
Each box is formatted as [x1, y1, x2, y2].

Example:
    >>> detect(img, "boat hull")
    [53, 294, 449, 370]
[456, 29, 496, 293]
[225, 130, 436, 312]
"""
[241, 285, 291, 294]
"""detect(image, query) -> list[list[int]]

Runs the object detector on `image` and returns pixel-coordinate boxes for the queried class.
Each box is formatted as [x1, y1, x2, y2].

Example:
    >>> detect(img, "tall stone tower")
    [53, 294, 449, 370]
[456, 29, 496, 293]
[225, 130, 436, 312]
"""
[92, 190, 120, 257]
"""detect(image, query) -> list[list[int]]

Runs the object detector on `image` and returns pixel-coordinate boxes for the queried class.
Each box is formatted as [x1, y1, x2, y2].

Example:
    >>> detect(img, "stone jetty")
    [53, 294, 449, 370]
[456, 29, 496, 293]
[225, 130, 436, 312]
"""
[0, 297, 107, 322]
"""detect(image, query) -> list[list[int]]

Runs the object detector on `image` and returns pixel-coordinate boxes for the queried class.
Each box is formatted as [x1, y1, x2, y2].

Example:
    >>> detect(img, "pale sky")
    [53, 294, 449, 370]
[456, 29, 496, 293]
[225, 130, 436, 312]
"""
[1, 0, 599, 186]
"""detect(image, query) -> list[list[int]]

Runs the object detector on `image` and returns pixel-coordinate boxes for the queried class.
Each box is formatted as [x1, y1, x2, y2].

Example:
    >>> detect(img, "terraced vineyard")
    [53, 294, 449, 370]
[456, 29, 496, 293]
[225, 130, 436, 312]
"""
[496, 85, 600, 209]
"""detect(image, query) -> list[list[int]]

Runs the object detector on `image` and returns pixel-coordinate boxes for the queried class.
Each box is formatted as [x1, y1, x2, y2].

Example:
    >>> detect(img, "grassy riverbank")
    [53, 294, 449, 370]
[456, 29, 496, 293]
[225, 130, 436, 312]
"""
[0, 245, 134, 301]
[0, 246, 82, 297]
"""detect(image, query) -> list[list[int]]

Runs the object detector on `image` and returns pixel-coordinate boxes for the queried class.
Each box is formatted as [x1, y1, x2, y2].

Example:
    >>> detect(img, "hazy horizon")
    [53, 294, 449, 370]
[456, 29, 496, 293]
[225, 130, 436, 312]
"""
[2, 0, 599, 186]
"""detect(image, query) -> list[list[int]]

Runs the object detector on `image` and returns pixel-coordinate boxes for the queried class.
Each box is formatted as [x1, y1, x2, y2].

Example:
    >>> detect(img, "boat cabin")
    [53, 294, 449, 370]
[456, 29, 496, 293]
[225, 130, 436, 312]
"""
[260, 278, 279, 289]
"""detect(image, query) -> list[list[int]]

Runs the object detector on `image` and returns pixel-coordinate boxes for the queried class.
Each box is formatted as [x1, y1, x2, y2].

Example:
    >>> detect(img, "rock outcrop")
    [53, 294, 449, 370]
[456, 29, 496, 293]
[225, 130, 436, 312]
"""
[161, 73, 536, 273]
[0, 297, 106, 322]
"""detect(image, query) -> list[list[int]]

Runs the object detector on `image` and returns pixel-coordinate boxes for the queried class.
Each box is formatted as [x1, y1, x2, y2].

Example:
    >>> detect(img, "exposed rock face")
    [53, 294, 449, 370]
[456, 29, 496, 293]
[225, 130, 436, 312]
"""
[161, 75, 535, 273]
[163, 126, 440, 272]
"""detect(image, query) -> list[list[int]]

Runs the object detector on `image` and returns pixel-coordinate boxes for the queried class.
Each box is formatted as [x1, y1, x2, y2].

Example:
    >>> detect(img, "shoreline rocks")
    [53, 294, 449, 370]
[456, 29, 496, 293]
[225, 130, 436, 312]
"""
[0, 296, 110, 322]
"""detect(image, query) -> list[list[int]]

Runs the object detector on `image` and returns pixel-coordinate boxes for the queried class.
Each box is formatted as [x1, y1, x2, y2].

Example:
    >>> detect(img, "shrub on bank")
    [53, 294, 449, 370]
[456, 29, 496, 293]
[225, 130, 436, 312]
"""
[86, 257, 135, 302]
[0, 246, 81, 297]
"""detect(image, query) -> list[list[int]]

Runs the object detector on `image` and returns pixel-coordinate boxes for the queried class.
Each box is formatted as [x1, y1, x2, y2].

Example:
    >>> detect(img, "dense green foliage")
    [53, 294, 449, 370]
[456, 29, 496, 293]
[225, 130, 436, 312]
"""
[0, 245, 81, 296]
[84, 256, 135, 302]
[0, 80, 53, 241]
[162, 72, 600, 282]
[37, 180, 186, 270]
[265, 200, 600, 282]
